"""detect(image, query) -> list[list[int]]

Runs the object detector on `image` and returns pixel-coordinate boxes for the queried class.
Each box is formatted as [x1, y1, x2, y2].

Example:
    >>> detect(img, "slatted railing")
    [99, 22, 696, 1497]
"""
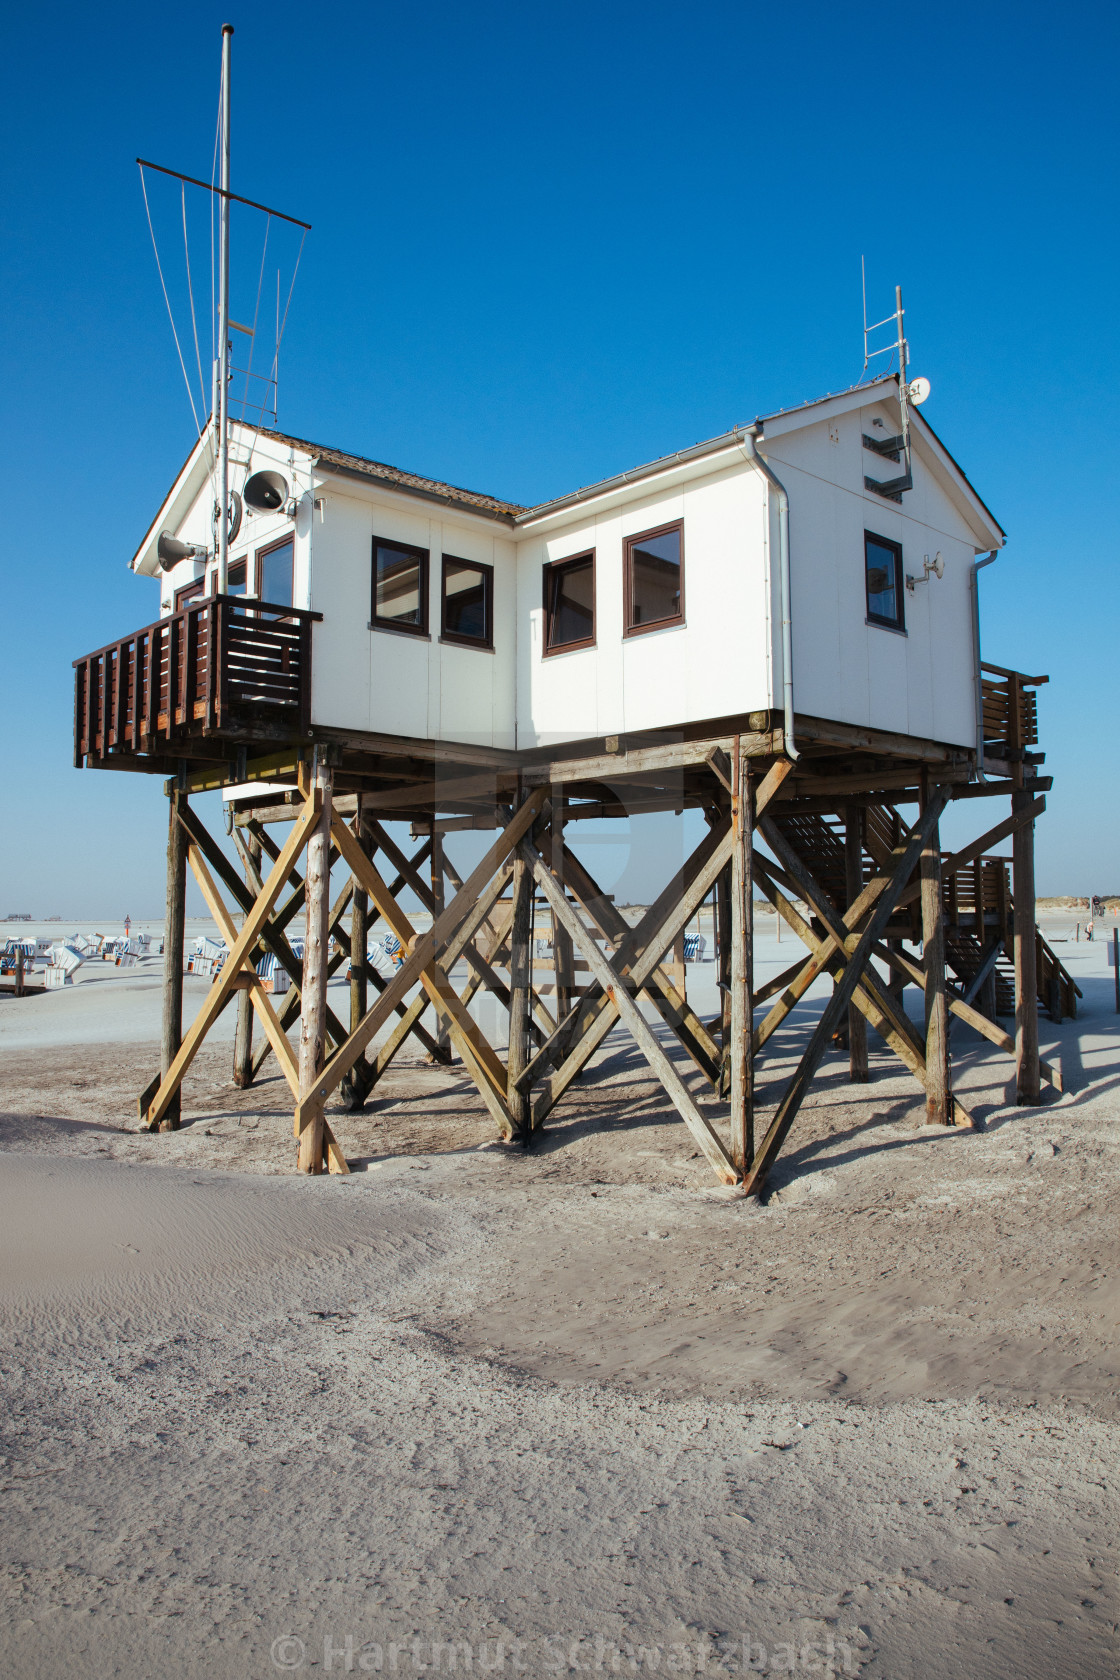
[73, 596, 321, 765]
[980, 662, 1046, 765]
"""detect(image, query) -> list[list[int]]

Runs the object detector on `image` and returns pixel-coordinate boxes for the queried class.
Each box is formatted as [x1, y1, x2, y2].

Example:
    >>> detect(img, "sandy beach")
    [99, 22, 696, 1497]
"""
[1, 912, 1117, 1677]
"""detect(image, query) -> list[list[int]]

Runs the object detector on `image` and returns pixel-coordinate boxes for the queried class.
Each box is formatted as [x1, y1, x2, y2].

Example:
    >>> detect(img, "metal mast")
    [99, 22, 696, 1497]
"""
[216, 23, 233, 595]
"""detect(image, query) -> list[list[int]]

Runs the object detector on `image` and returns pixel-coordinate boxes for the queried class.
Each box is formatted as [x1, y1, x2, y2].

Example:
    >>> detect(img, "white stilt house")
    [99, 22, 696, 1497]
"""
[117, 373, 1004, 766]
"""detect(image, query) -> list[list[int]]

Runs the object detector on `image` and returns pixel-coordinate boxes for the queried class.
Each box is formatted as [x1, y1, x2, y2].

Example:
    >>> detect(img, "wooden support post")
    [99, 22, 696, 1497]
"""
[159, 783, 186, 1130]
[506, 845, 534, 1133]
[728, 748, 754, 1173]
[297, 754, 334, 1172]
[351, 799, 368, 1038]
[845, 804, 870, 1083]
[1013, 786, 1041, 1105]
[920, 804, 951, 1125]
[553, 788, 575, 1023]
[232, 829, 261, 1088]
[429, 821, 452, 1063]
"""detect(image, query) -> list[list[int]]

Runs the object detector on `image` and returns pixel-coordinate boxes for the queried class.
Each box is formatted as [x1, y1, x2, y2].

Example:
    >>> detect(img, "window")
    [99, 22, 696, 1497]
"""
[174, 578, 205, 611]
[864, 531, 904, 631]
[258, 537, 294, 609]
[227, 558, 248, 597]
[372, 536, 428, 635]
[624, 521, 684, 636]
[543, 552, 595, 654]
[441, 556, 493, 648]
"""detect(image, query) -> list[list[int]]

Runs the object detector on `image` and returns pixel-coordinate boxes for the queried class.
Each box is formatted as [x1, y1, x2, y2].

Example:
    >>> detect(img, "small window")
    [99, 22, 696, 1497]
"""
[864, 531, 904, 631]
[624, 520, 684, 636]
[258, 537, 294, 609]
[441, 556, 493, 647]
[175, 578, 205, 612]
[372, 536, 428, 635]
[227, 558, 248, 597]
[543, 552, 595, 654]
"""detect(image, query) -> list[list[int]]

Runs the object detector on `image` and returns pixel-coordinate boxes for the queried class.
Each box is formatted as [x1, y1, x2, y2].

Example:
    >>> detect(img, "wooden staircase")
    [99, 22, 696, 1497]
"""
[765, 803, 1080, 1023]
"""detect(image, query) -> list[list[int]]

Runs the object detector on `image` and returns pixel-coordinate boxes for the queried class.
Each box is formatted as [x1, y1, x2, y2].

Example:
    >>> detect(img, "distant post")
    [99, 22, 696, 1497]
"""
[1114, 925, 1119, 1015]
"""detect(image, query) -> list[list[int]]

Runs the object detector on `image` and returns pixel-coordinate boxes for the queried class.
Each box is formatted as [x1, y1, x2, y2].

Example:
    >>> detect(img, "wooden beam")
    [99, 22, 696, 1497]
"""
[526, 842, 738, 1184]
[728, 749, 753, 1172]
[186, 845, 302, 1100]
[506, 850, 534, 1132]
[233, 829, 262, 1089]
[294, 791, 546, 1134]
[143, 790, 323, 1131]
[528, 732, 779, 787]
[921, 803, 951, 1125]
[743, 794, 948, 1197]
[845, 805, 869, 1084]
[1013, 787, 1041, 1104]
[896, 794, 1046, 910]
[158, 784, 186, 1131]
[297, 755, 334, 1173]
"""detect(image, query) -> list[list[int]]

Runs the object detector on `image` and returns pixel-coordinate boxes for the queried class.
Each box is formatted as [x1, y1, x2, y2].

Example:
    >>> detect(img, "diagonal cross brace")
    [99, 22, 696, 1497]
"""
[526, 840, 738, 1184]
[292, 789, 547, 1137]
[742, 793, 949, 1197]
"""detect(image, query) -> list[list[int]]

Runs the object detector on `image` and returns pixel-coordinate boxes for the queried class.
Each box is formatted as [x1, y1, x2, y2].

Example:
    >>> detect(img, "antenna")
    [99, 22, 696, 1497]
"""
[859, 267, 931, 503]
[216, 23, 233, 596]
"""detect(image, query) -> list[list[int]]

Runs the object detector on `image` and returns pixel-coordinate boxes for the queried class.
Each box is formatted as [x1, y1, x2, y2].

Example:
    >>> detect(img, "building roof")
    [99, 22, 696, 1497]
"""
[254, 425, 527, 519]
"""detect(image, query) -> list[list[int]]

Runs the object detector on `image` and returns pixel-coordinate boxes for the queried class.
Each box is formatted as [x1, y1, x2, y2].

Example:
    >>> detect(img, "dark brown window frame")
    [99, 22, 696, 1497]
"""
[174, 577, 206, 611]
[371, 534, 430, 638]
[542, 550, 596, 657]
[623, 519, 685, 638]
[863, 529, 906, 632]
[256, 533, 295, 608]
[440, 554, 494, 650]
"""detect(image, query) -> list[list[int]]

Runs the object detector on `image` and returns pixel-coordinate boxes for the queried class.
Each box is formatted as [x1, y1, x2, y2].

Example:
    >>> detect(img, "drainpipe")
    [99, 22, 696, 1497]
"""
[970, 551, 998, 782]
[740, 427, 798, 761]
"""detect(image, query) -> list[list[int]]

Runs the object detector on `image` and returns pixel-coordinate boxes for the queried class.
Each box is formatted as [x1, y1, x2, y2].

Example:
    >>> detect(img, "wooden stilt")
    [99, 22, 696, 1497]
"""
[728, 747, 753, 1173]
[506, 846, 534, 1133]
[232, 828, 261, 1088]
[159, 783, 186, 1131]
[429, 821, 452, 1063]
[920, 807, 951, 1125]
[1013, 786, 1041, 1104]
[553, 788, 575, 1024]
[297, 754, 334, 1172]
[845, 804, 870, 1083]
[351, 800, 368, 1038]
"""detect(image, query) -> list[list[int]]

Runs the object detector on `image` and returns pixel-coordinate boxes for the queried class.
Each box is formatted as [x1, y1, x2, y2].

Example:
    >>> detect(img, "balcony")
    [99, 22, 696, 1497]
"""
[73, 595, 321, 771]
[980, 661, 1047, 774]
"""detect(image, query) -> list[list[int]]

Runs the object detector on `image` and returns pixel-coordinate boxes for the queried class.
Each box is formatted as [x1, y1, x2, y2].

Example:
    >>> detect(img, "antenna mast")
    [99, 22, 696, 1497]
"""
[216, 23, 234, 595]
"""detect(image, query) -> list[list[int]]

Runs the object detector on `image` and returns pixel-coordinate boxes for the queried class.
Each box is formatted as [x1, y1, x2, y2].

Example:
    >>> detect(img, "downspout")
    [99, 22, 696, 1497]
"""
[970, 551, 998, 782]
[740, 427, 798, 760]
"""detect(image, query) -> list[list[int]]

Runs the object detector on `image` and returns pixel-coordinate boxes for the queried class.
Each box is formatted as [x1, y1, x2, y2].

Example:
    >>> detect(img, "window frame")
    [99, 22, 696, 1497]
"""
[440, 554, 494, 650]
[174, 577, 206, 612]
[863, 530, 906, 632]
[623, 519, 685, 639]
[370, 535, 430, 638]
[256, 534, 296, 610]
[542, 550, 596, 657]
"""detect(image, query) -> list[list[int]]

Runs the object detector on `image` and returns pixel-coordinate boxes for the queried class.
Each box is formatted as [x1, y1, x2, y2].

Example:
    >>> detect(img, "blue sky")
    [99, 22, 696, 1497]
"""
[2, 0, 1117, 916]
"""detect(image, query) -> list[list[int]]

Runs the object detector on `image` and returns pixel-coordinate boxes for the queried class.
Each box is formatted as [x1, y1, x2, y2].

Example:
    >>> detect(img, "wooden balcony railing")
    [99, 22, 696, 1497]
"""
[980, 662, 1047, 767]
[73, 595, 321, 767]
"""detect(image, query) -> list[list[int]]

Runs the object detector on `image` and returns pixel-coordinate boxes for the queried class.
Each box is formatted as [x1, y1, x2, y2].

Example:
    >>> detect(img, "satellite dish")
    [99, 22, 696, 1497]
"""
[908, 376, 931, 405]
[213, 490, 243, 545]
[156, 533, 209, 572]
[931, 551, 944, 579]
[244, 469, 289, 512]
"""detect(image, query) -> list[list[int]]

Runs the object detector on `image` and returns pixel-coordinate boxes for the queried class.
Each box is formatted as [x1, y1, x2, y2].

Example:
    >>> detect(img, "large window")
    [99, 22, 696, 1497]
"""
[441, 556, 493, 648]
[864, 531, 904, 631]
[543, 552, 595, 654]
[372, 537, 428, 635]
[624, 521, 684, 636]
[258, 538, 294, 609]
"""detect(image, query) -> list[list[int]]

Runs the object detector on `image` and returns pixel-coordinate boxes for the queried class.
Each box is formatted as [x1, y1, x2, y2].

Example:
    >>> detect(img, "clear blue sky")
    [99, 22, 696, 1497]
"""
[2, 0, 1117, 917]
